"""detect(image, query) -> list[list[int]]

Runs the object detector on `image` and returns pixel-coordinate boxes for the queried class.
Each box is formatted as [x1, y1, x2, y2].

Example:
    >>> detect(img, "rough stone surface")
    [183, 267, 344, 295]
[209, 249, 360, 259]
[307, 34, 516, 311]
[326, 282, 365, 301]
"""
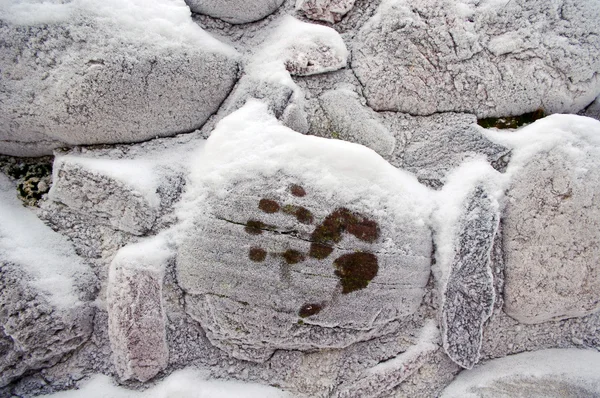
[296, 0, 357, 23]
[0, 174, 97, 387]
[381, 112, 511, 188]
[439, 186, 499, 369]
[503, 145, 600, 324]
[107, 239, 171, 382]
[48, 136, 195, 235]
[0, 0, 239, 156]
[318, 89, 396, 158]
[353, 0, 600, 117]
[177, 102, 433, 362]
[186, 0, 285, 24]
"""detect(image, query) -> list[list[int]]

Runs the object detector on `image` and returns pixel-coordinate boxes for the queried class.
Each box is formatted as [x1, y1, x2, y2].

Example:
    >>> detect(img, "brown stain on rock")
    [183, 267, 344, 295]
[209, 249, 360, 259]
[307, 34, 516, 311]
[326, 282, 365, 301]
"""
[282, 249, 305, 264]
[298, 303, 322, 318]
[283, 204, 314, 225]
[309, 208, 379, 259]
[334, 252, 378, 294]
[249, 247, 267, 262]
[245, 220, 267, 235]
[259, 199, 280, 213]
[290, 184, 306, 197]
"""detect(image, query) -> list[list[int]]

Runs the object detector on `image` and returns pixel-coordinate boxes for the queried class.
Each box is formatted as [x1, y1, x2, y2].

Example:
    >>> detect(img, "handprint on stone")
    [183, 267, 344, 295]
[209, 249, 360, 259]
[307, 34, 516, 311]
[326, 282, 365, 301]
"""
[244, 184, 380, 319]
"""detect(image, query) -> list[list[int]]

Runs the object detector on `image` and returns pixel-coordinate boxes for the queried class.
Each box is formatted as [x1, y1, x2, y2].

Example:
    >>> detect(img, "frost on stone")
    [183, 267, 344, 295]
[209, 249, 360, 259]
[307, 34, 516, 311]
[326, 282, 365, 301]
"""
[318, 89, 396, 158]
[0, 174, 97, 387]
[49, 136, 197, 235]
[107, 237, 172, 382]
[353, 0, 600, 117]
[0, 0, 239, 156]
[382, 112, 511, 188]
[211, 16, 348, 134]
[176, 100, 434, 362]
[186, 0, 285, 24]
[496, 115, 600, 324]
[296, 0, 357, 23]
[333, 320, 439, 398]
[433, 161, 501, 369]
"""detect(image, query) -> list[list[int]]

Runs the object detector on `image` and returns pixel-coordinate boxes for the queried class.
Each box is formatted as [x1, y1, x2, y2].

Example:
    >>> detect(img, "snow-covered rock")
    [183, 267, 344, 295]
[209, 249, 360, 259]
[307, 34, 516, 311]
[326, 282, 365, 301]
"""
[441, 349, 600, 398]
[318, 89, 396, 158]
[49, 135, 199, 235]
[186, 0, 285, 24]
[0, 174, 97, 387]
[434, 162, 501, 369]
[353, 0, 600, 117]
[484, 115, 600, 324]
[0, 0, 239, 157]
[107, 237, 172, 382]
[176, 101, 434, 362]
[296, 0, 357, 23]
[382, 112, 511, 187]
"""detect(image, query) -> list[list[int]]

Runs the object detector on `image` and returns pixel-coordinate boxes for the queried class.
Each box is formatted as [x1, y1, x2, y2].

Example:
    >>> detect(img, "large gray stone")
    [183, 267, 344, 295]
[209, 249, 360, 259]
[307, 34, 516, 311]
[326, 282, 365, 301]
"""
[503, 144, 600, 324]
[0, 174, 96, 387]
[353, 0, 600, 117]
[177, 101, 433, 362]
[0, 0, 239, 156]
[107, 238, 172, 382]
[186, 0, 285, 24]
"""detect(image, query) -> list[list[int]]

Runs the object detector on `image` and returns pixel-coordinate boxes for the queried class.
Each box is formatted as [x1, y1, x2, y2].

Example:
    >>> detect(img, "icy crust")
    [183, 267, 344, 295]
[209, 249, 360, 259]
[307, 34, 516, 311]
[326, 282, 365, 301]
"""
[441, 349, 600, 397]
[40, 367, 292, 398]
[0, 0, 239, 156]
[176, 100, 434, 361]
[0, 173, 96, 386]
[483, 115, 600, 324]
[353, 0, 600, 117]
[185, 0, 286, 25]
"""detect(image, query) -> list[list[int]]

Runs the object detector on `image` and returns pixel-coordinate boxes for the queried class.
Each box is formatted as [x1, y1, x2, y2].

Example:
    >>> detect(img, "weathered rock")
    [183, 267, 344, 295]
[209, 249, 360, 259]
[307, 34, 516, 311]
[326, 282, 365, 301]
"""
[441, 349, 600, 398]
[332, 320, 439, 398]
[0, 174, 96, 387]
[107, 238, 172, 382]
[503, 142, 600, 324]
[186, 0, 285, 24]
[353, 0, 600, 117]
[318, 89, 396, 158]
[49, 135, 196, 235]
[436, 184, 499, 369]
[382, 112, 511, 188]
[0, 0, 239, 156]
[296, 0, 357, 23]
[583, 95, 600, 121]
[177, 101, 434, 362]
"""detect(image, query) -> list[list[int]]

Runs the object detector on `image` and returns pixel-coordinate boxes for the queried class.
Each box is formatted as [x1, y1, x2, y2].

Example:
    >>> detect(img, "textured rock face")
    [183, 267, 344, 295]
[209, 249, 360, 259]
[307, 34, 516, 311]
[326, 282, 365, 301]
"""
[504, 146, 600, 324]
[319, 89, 396, 158]
[107, 239, 171, 382]
[439, 186, 499, 369]
[0, 0, 239, 156]
[186, 0, 285, 24]
[0, 175, 96, 387]
[296, 0, 357, 23]
[353, 0, 600, 117]
[177, 102, 433, 362]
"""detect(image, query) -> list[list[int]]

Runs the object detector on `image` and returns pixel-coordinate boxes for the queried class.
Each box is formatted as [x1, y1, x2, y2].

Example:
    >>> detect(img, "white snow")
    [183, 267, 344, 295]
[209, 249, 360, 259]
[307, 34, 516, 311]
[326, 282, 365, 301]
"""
[110, 234, 173, 275]
[441, 348, 600, 397]
[178, 99, 434, 229]
[54, 156, 162, 207]
[0, 0, 237, 55]
[40, 368, 292, 398]
[0, 173, 91, 308]
[432, 158, 503, 289]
